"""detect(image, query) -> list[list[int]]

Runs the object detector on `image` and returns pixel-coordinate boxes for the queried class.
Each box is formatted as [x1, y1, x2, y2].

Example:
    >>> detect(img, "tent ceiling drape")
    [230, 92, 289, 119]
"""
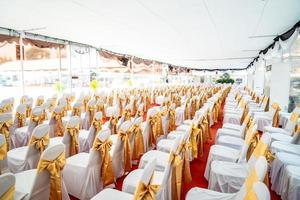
[0, 0, 300, 69]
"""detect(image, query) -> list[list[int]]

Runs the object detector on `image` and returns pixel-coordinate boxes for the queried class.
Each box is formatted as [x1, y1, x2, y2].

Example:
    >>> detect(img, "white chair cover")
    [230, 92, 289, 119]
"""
[14, 143, 70, 200]
[79, 112, 102, 153]
[208, 135, 270, 193]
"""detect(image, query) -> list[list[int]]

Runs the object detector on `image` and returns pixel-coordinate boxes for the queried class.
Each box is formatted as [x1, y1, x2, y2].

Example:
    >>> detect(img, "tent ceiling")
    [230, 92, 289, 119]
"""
[0, 0, 300, 69]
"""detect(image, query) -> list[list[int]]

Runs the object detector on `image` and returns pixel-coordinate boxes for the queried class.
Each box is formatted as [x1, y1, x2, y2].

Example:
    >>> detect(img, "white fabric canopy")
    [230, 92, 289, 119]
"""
[0, 0, 300, 69]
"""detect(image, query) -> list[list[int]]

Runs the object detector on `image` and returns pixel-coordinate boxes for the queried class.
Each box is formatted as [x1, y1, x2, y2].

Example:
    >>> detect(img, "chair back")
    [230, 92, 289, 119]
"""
[26, 124, 50, 168]
[62, 116, 80, 157]
[140, 158, 157, 185]
[30, 144, 66, 200]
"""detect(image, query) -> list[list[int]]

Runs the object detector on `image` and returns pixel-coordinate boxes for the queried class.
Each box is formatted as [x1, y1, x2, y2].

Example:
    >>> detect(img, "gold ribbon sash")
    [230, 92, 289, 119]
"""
[29, 134, 49, 153]
[0, 142, 7, 160]
[72, 107, 81, 117]
[37, 152, 65, 200]
[26, 106, 32, 118]
[110, 116, 119, 135]
[67, 125, 80, 156]
[93, 138, 115, 186]
[92, 119, 102, 134]
[189, 124, 201, 159]
[168, 109, 176, 133]
[0, 120, 13, 151]
[148, 116, 157, 147]
[176, 141, 192, 183]
[31, 113, 46, 125]
[51, 112, 64, 137]
[133, 180, 160, 200]
[129, 124, 144, 160]
[118, 130, 132, 172]
[124, 109, 132, 121]
[0, 186, 15, 200]
[169, 151, 184, 200]
[36, 98, 44, 106]
[15, 112, 25, 128]
[88, 106, 95, 128]
[244, 170, 259, 200]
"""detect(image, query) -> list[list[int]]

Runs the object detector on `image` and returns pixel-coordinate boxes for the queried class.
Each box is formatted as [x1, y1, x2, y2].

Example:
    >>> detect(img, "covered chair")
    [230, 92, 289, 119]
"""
[10, 104, 26, 143]
[270, 128, 300, 155]
[204, 124, 258, 180]
[7, 124, 50, 173]
[49, 116, 81, 158]
[279, 165, 300, 200]
[270, 151, 300, 195]
[122, 146, 174, 200]
[13, 143, 70, 200]
[253, 103, 281, 132]
[91, 158, 157, 200]
[208, 134, 271, 193]
[0, 172, 15, 200]
[79, 112, 103, 152]
[63, 129, 115, 200]
[48, 105, 65, 137]
[215, 114, 251, 139]
[110, 121, 133, 176]
[13, 106, 46, 148]
[215, 122, 257, 151]
[82, 99, 96, 130]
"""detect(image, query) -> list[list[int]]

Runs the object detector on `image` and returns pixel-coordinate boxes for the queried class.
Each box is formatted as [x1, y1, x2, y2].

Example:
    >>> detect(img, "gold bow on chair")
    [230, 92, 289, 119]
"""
[124, 109, 132, 121]
[176, 141, 192, 183]
[189, 124, 201, 159]
[36, 98, 44, 106]
[93, 138, 115, 186]
[66, 98, 72, 110]
[88, 106, 95, 128]
[0, 120, 13, 151]
[66, 125, 80, 156]
[136, 110, 144, 118]
[133, 178, 160, 200]
[29, 134, 49, 153]
[272, 104, 281, 128]
[37, 152, 65, 200]
[148, 116, 157, 147]
[72, 107, 81, 117]
[169, 151, 184, 200]
[31, 113, 46, 125]
[0, 185, 15, 200]
[129, 124, 144, 160]
[156, 113, 164, 137]
[26, 106, 32, 118]
[51, 112, 64, 137]
[190, 99, 196, 118]
[92, 118, 102, 133]
[15, 112, 26, 128]
[118, 129, 132, 172]
[110, 116, 119, 135]
[168, 109, 176, 133]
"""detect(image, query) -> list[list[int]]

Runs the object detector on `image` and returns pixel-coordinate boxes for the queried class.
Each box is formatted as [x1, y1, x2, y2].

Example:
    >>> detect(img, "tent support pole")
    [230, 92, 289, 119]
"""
[19, 34, 25, 95]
